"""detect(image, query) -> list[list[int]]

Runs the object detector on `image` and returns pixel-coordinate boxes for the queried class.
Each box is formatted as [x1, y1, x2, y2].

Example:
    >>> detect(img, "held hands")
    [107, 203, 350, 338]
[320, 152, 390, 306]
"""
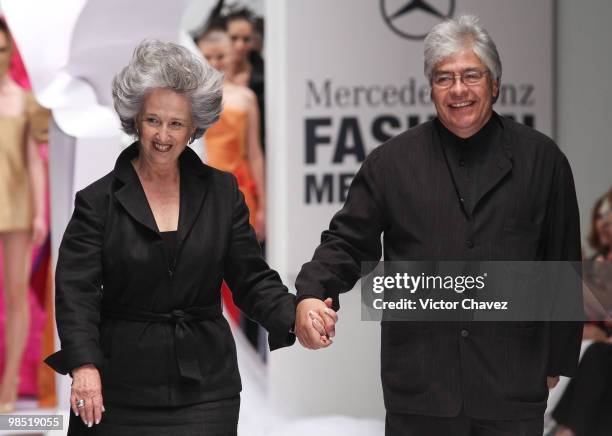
[70, 364, 105, 427]
[295, 297, 339, 349]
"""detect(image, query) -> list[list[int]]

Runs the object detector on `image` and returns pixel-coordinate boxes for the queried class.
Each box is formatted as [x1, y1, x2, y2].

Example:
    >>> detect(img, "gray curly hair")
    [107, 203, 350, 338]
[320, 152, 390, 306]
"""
[424, 15, 502, 85]
[112, 39, 223, 140]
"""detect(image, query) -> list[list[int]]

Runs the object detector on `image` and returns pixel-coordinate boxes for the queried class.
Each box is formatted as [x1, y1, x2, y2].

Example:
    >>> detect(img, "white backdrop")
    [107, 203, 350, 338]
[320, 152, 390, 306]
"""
[267, 0, 554, 419]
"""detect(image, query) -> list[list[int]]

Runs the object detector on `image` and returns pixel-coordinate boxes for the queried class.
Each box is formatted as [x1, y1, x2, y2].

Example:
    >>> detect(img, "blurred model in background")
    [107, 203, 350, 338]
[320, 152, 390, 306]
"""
[226, 5, 266, 154]
[196, 13, 268, 350]
[199, 1, 266, 154]
[198, 28, 265, 242]
[0, 18, 48, 413]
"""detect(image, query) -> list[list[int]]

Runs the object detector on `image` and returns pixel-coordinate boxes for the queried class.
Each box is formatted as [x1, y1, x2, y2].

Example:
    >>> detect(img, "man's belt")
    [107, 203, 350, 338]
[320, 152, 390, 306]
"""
[101, 301, 222, 382]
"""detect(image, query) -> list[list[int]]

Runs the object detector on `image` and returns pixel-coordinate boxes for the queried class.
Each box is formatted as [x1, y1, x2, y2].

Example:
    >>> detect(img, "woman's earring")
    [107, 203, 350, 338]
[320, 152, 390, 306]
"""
[135, 118, 141, 138]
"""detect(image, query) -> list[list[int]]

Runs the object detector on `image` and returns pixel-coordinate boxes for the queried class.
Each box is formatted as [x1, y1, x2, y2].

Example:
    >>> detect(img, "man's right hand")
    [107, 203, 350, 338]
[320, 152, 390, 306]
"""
[295, 297, 339, 349]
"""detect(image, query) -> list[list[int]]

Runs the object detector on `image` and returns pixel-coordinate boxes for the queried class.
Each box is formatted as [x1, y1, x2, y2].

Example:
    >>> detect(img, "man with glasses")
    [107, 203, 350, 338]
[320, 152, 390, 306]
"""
[295, 14, 582, 435]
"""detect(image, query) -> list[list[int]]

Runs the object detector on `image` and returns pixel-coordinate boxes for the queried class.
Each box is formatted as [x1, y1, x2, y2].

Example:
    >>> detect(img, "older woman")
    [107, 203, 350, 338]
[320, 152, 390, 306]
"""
[44, 40, 335, 435]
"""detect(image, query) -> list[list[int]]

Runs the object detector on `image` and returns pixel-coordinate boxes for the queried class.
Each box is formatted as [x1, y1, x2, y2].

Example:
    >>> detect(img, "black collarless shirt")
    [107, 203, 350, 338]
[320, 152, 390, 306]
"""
[435, 113, 503, 217]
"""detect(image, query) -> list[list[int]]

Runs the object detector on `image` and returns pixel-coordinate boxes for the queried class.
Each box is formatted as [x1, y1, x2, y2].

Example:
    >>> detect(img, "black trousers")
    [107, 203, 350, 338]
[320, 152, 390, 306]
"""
[385, 408, 543, 436]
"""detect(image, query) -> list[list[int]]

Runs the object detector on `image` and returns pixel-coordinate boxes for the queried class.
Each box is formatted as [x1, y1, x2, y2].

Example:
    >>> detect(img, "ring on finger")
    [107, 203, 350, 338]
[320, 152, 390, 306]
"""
[76, 399, 86, 408]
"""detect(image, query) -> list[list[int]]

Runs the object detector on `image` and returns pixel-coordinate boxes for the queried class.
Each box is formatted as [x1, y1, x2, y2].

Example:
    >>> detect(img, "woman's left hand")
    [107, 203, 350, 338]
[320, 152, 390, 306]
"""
[31, 215, 47, 246]
[255, 209, 266, 241]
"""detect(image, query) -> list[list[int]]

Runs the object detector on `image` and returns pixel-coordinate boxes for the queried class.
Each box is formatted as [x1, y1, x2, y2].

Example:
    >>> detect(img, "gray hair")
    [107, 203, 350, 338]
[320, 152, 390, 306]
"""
[424, 15, 502, 84]
[112, 39, 223, 140]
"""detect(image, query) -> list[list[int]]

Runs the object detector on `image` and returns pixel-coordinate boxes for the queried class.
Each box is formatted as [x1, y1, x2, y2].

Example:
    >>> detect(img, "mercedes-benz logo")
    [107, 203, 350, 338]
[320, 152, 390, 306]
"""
[381, 0, 455, 40]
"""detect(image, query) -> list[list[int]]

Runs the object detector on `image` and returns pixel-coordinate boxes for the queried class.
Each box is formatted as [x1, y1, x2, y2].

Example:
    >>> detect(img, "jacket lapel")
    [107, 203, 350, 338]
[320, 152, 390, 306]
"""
[472, 118, 513, 213]
[114, 183, 160, 234]
[177, 147, 210, 245]
[113, 142, 159, 235]
[112, 142, 211, 241]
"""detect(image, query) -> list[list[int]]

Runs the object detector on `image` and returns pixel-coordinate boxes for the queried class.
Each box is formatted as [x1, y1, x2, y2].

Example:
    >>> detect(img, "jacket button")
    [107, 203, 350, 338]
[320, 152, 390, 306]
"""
[465, 240, 474, 249]
[461, 329, 469, 338]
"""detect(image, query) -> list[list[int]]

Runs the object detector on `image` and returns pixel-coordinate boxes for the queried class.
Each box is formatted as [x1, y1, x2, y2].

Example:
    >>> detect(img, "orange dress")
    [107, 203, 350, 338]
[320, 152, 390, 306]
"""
[204, 106, 258, 225]
[204, 106, 260, 324]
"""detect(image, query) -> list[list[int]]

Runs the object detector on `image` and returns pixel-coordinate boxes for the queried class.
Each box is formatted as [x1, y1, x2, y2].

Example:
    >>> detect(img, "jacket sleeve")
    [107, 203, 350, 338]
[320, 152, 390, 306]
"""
[295, 146, 387, 310]
[542, 152, 583, 377]
[223, 175, 296, 351]
[44, 191, 104, 375]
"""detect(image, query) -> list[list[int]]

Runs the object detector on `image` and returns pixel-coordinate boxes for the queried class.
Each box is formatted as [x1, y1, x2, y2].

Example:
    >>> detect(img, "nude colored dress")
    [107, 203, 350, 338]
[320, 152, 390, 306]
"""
[0, 91, 49, 232]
